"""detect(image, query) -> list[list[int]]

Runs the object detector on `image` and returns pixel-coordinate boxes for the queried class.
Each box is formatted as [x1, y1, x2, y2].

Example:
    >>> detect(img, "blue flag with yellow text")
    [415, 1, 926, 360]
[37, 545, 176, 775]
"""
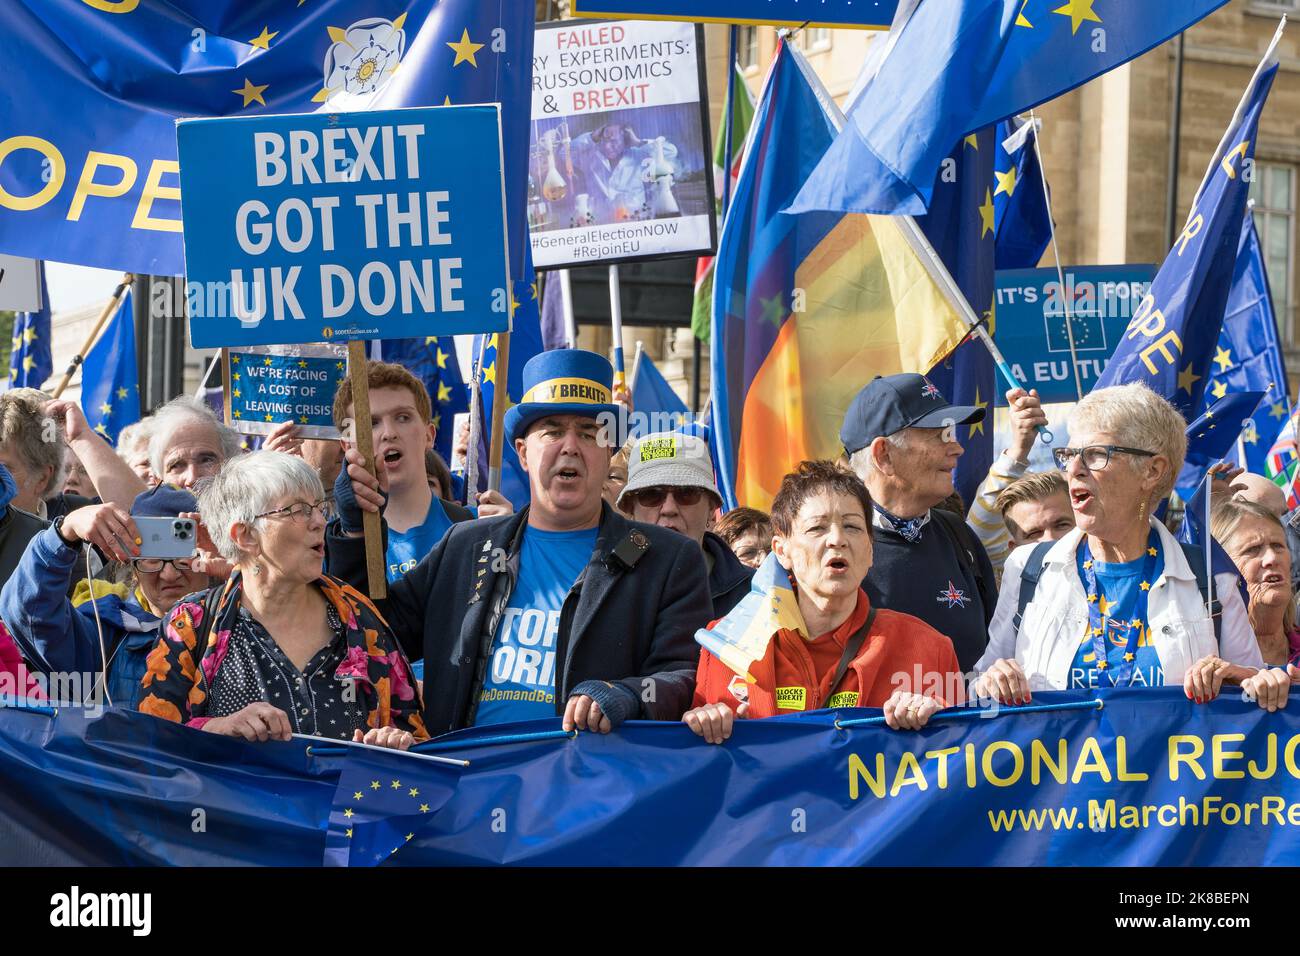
[1093, 35, 1280, 421]
[8, 261, 52, 390]
[788, 0, 1229, 217]
[80, 291, 140, 445]
[0, 1, 535, 283]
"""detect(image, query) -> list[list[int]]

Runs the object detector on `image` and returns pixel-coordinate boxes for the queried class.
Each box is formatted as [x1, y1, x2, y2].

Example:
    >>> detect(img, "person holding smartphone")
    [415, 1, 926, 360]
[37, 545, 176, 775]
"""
[0, 484, 210, 709]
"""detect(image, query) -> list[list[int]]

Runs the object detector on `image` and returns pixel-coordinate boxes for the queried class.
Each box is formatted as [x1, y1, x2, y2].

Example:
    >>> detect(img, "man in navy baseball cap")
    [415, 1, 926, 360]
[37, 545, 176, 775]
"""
[841, 373, 995, 674]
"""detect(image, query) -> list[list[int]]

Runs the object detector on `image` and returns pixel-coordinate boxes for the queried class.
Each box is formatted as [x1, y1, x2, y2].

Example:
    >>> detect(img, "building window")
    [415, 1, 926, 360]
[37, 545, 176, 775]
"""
[797, 26, 832, 54]
[1249, 162, 1296, 347]
[737, 25, 759, 70]
[1247, 0, 1298, 15]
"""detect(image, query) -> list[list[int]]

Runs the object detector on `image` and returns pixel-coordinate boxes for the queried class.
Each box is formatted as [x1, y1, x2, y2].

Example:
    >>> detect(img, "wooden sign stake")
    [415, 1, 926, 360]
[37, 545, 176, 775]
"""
[346, 340, 386, 599]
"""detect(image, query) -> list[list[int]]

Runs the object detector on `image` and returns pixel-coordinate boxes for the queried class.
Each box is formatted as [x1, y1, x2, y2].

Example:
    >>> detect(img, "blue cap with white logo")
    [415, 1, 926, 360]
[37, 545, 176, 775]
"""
[840, 373, 984, 455]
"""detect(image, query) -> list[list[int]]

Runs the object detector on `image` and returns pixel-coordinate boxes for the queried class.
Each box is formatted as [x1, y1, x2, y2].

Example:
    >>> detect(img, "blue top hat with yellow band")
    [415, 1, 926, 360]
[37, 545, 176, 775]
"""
[504, 349, 623, 445]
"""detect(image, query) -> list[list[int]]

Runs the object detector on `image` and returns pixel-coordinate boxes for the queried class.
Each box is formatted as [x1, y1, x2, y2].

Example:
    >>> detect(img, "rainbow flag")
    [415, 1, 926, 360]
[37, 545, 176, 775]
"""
[695, 553, 806, 683]
[709, 40, 970, 510]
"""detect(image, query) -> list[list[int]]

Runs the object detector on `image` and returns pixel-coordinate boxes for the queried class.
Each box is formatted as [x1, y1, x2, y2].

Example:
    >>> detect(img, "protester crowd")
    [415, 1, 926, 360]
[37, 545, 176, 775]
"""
[0, 346, 1295, 754]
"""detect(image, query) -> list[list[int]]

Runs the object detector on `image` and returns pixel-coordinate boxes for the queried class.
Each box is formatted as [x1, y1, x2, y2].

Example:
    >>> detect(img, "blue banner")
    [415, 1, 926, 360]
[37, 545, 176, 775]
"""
[227, 348, 347, 437]
[178, 106, 509, 348]
[0, 1, 535, 280]
[993, 265, 1155, 404]
[570, 0, 896, 28]
[4, 689, 1300, 865]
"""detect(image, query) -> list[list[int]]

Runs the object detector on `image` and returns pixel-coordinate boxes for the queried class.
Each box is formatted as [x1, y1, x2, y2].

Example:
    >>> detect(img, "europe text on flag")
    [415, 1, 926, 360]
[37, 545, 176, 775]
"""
[710, 41, 971, 510]
[322, 745, 460, 868]
[788, 0, 1229, 217]
[80, 291, 141, 445]
[0, 1, 536, 279]
[993, 117, 1052, 270]
[1093, 24, 1281, 421]
[1215, 206, 1293, 477]
[918, 129, 995, 508]
[691, 60, 758, 343]
[8, 261, 52, 390]
[695, 552, 806, 684]
[631, 349, 690, 438]
[1175, 390, 1266, 499]
[375, 337, 468, 467]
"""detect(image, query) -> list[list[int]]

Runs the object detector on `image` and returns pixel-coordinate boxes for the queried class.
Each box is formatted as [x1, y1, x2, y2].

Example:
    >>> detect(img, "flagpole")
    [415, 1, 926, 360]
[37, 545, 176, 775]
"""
[558, 269, 576, 348]
[1025, 111, 1085, 401]
[609, 264, 625, 391]
[630, 340, 644, 392]
[721, 26, 739, 221]
[193, 351, 221, 399]
[465, 335, 486, 502]
[50, 274, 132, 399]
[487, 332, 511, 492]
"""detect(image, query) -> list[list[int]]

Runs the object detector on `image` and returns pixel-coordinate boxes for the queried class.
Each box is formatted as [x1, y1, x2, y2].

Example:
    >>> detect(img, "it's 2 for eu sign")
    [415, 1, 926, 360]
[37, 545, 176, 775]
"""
[177, 105, 511, 349]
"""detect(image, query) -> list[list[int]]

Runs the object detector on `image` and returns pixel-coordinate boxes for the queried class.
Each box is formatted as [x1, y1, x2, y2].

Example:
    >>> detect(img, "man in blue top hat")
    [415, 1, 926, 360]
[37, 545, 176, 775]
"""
[328, 349, 712, 735]
[842, 373, 997, 673]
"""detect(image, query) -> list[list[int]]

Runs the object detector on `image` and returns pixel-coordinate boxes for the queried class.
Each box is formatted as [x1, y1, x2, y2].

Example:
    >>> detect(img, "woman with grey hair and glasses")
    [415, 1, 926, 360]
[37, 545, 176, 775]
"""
[974, 383, 1289, 711]
[139, 451, 427, 748]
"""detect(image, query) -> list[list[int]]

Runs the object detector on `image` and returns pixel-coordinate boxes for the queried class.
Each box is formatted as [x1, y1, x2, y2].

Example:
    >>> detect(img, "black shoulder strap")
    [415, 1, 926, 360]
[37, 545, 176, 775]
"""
[1176, 541, 1222, 644]
[827, 606, 878, 700]
[1013, 541, 1053, 637]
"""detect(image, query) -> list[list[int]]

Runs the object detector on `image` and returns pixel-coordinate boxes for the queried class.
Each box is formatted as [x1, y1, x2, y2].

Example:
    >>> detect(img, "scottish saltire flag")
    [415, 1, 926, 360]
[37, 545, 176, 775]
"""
[631, 350, 690, 438]
[375, 336, 468, 465]
[80, 291, 140, 445]
[789, 0, 1229, 217]
[918, 130, 995, 508]
[0, 0, 536, 282]
[1175, 390, 1265, 499]
[993, 118, 1052, 270]
[691, 60, 758, 343]
[322, 746, 459, 868]
[1213, 207, 1293, 477]
[1094, 26, 1281, 421]
[695, 552, 806, 683]
[8, 261, 52, 390]
[710, 41, 970, 510]
[471, 308, 545, 509]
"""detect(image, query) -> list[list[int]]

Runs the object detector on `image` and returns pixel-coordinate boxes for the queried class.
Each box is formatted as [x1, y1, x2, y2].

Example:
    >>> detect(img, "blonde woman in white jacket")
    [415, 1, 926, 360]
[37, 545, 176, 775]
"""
[974, 383, 1290, 711]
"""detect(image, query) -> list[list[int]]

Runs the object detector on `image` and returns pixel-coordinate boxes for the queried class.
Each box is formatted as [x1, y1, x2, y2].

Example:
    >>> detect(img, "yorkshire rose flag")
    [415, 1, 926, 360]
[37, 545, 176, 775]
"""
[710, 41, 969, 509]
[695, 552, 806, 683]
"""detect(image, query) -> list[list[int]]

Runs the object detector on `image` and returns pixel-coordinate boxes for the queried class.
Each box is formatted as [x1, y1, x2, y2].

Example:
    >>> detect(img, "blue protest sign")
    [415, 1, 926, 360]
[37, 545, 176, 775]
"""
[225, 345, 348, 439]
[177, 105, 511, 349]
[993, 265, 1156, 405]
[571, 0, 896, 28]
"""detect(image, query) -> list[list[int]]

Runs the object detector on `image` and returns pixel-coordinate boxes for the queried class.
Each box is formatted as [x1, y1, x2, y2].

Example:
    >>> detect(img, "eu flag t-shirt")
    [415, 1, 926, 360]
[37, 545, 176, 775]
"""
[474, 524, 598, 726]
[1069, 546, 1165, 689]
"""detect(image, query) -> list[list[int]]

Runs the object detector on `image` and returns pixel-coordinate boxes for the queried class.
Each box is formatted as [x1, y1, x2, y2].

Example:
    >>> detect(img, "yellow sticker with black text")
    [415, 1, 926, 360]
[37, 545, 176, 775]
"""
[639, 437, 679, 462]
[827, 691, 859, 709]
[774, 686, 807, 711]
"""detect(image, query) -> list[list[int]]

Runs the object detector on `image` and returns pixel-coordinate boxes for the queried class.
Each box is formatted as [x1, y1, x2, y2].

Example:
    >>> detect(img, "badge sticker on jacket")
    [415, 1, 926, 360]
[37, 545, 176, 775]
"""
[774, 686, 806, 710]
[639, 436, 679, 462]
[826, 691, 859, 709]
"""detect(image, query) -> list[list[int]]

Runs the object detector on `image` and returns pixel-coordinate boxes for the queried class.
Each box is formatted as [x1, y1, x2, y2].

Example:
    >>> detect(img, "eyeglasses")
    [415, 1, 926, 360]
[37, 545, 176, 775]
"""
[1052, 445, 1156, 471]
[629, 486, 705, 509]
[133, 557, 195, 574]
[255, 497, 337, 523]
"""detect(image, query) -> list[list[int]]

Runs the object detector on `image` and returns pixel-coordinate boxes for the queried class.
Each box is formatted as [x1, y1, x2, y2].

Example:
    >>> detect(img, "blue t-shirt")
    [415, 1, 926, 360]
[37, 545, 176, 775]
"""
[473, 524, 598, 726]
[387, 499, 457, 583]
[1069, 545, 1165, 689]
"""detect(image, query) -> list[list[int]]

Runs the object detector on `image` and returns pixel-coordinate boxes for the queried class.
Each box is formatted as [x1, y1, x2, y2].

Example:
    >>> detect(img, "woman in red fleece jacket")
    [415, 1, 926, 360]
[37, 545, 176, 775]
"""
[685, 460, 963, 743]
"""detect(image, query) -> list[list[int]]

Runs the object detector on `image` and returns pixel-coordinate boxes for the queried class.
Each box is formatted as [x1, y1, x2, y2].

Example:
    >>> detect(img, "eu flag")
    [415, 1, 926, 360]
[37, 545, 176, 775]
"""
[1094, 28, 1281, 421]
[788, 0, 1229, 216]
[376, 336, 468, 466]
[918, 131, 996, 508]
[993, 118, 1052, 270]
[8, 261, 52, 390]
[0, 1, 536, 283]
[630, 349, 690, 438]
[1212, 207, 1292, 477]
[80, 290, 141, 445]
[1175, 390, 1265, 499]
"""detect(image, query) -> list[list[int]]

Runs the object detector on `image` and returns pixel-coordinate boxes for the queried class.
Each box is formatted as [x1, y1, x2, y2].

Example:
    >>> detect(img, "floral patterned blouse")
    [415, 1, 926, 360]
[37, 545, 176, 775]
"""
[138, 573, 427, 741]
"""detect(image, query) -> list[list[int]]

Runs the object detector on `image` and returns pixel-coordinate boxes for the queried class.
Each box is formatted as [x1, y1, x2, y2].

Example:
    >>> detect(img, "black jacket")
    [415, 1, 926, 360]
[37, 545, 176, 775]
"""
[0, 505, 48, 593]
[703, 531, 753, 619]
[325, 502, 712, 734]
